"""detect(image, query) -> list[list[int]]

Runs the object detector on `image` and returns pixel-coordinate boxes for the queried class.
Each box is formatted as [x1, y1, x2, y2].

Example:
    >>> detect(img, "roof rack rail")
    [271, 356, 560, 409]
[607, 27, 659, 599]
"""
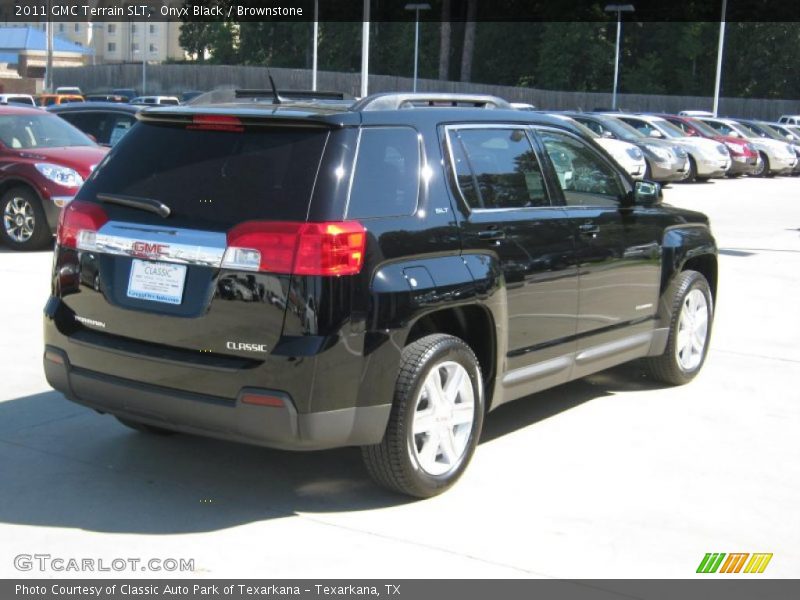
[234, 89, 353, 102]
[351, 92, 511, 112]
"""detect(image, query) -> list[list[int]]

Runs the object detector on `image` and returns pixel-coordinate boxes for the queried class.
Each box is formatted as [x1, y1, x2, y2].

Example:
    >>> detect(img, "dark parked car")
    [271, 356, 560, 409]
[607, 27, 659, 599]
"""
[47, 102, 141, 147]
[0, 105, 108, 249]
[657, 113, 760, 177]
[44, 93, 717, 497]
[111, 88, 137, 102]
[85, 94, 128, 103]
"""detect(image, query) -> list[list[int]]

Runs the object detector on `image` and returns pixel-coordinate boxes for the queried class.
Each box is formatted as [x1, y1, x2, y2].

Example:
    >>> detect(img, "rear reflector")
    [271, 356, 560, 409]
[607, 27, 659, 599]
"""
[241, 393, 285, 408]
[57, 200, 108, 250]
[44, 349, 64, 364]
[188, 114, 244, 132]
[223, 221, 366, 276]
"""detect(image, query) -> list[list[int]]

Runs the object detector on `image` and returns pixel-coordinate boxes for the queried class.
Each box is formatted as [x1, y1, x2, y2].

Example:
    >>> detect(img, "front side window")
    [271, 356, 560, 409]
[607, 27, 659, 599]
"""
[538, 130, 623, 207]
[448, 127, 548, 210]
[0, 114, 93, 149]
[347, 127, 420, 219]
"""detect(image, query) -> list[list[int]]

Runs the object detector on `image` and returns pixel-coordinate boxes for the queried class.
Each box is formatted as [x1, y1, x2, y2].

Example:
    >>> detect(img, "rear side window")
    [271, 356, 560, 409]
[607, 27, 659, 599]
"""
[448, 127, 548, 210]
[347, 127, 420, 219]
[78, 122, 329, 227]
[62, 112, 137, 145]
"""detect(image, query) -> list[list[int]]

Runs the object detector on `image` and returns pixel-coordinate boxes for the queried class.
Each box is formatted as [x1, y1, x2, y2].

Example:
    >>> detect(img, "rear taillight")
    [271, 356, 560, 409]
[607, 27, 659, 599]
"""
[57, 200, 108, 250]
[223, 221, 367, 276]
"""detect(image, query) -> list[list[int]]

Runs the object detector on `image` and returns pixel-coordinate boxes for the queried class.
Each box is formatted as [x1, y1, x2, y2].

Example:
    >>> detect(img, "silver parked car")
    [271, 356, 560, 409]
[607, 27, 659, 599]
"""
[565, 112, 689, 183]
[697, 117, 797, 177]
[548, 114, 647, 180]
[614, 114, 731, 182]
[742, 120, 800, 175]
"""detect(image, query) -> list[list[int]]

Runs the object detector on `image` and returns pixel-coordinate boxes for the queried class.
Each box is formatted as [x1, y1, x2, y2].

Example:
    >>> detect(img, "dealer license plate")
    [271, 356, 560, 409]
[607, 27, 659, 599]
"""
[127, 259, 187, 305]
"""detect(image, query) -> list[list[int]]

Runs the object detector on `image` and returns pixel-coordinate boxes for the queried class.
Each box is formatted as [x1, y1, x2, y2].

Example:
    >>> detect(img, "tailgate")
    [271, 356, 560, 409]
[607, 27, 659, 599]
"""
[53, 117, 330, 361]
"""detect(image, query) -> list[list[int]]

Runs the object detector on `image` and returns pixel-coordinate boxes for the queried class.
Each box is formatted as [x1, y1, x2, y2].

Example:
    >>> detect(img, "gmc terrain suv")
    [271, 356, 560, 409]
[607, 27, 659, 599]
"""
[44, 93, 718, 497]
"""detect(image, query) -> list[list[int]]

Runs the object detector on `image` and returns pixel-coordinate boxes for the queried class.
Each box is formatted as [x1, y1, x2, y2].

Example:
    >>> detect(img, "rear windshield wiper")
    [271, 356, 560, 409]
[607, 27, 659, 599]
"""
[97, 193, 171, 218]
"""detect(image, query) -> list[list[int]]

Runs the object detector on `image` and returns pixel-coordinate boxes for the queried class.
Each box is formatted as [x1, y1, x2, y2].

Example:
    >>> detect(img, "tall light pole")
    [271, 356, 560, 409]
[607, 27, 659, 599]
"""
[360, 0, 370, 97]
[404, 3, 431, 92]
[604, 4, 634, 110]
[712, 0, 727, 117]
[45, 0, 53, 92]
[312, 0, 319, 91]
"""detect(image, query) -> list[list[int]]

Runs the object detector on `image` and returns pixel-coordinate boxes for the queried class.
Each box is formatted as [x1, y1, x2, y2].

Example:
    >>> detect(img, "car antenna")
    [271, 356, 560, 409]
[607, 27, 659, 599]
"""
[268, 72, 282, 105]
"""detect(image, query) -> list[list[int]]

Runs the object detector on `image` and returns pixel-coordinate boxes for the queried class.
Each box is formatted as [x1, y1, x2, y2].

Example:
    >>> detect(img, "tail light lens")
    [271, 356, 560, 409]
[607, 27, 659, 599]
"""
[224, 221, 366, 276]
[57, 200, 108, 250]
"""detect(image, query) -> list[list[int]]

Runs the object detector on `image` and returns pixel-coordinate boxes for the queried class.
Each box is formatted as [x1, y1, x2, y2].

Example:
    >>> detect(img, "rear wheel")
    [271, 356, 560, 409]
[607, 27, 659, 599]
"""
[362, 334, 484, 498]
[643, 270, 713, 386]
[0, 187, 52, 250]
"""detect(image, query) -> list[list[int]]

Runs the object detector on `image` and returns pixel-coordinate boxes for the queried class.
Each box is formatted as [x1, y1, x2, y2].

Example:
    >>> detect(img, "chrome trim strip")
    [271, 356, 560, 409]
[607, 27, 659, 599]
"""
[93, 221, 227, 267]
[502, 356, 572, 387]
[574, 332, 653, 365]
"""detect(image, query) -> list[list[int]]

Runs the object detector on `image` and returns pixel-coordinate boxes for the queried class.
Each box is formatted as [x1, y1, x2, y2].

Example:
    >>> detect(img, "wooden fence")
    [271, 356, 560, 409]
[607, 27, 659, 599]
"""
[53, 64, 799, 121]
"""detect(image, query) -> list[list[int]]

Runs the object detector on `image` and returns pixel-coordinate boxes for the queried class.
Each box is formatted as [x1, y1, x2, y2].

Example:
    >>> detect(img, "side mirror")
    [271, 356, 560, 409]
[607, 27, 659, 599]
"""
[648, 129, 664, 139]
[602, 130, 614, 139]
[627, 180, 661, 207]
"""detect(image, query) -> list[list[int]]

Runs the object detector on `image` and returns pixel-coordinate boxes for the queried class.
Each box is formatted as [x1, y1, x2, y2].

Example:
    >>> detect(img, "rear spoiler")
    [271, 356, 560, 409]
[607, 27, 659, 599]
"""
[136, 107, 358, 128]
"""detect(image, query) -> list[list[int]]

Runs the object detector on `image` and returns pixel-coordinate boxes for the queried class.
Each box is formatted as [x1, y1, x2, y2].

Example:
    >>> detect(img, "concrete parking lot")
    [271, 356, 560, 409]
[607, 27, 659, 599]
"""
[0, 177, 797, 579]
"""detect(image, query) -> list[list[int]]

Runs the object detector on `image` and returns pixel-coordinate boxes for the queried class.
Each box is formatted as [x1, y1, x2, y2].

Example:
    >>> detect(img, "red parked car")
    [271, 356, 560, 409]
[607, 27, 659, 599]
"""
[0, 105, 108, 250]
[657, 113, 760, 177]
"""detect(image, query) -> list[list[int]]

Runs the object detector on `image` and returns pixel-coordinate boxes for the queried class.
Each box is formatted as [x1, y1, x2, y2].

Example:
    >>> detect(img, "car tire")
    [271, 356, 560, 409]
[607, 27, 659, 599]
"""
[643, 270, 713, 386]
[644, 160, 653, 181]
[753, 152, 770, 177]
[687, 156, 698, 182]
[361, 334, 485, 498]
[116, 416, 176, 436]
[0, 187, 52, 251]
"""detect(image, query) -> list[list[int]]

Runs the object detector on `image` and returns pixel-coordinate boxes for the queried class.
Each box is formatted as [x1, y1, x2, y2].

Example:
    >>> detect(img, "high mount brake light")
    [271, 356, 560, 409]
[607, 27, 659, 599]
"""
[57, 200, 108, 250]
[187, 114, 244, 132]
[223, 221, 367, 276]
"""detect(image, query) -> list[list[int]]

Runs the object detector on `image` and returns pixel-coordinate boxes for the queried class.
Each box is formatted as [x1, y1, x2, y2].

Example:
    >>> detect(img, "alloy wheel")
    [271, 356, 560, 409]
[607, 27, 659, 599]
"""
[2, 196, 35, 243]
[675, 289, 709, 372]
[410, 360, 475, 476]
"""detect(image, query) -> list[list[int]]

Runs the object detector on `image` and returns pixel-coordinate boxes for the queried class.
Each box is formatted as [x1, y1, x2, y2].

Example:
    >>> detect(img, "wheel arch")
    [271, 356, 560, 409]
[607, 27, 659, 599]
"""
[405, 304, 498, 409]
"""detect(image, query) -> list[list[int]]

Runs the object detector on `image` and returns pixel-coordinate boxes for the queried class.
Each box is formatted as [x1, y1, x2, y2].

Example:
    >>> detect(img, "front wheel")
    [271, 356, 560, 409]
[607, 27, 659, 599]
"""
[643, 270, 713, 386]
[752, 152, 770, 177]
[0, 187, 52, 250]
[362, 334, 485, 498]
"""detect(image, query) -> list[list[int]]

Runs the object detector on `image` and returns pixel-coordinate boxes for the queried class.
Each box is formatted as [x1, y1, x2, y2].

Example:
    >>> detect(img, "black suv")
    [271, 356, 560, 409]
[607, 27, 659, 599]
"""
[44, 93, 717, 497]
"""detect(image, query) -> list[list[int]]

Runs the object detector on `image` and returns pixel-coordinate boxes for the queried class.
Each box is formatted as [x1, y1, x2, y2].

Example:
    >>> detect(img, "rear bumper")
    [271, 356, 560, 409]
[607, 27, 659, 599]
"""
[44, 345, 391, 451]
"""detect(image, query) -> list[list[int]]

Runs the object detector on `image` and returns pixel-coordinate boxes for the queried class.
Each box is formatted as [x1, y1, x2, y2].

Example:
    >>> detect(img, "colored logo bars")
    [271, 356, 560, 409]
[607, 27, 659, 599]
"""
[697, 553, 773, 574]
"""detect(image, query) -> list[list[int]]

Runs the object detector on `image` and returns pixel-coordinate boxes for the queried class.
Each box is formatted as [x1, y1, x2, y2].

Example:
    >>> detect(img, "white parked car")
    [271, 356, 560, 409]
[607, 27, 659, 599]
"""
[0, 94, 36, 107]
[679, 110, 714, 117]
[778, 115, 800, 126]
[613, 114, 731, 181]
[129, 96, 181, 106]
[550, 114, 646, 180]
[697, 116, 797, 177]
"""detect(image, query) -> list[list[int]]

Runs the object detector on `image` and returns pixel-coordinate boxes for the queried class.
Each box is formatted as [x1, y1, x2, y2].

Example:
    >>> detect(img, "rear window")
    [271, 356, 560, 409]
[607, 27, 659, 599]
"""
[346, 127, 420, 219]
[77, 122, 329, 227]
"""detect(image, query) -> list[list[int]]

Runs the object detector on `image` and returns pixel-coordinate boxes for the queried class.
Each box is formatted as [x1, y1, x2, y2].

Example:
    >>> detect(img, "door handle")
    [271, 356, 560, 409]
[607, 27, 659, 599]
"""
[477, 229, 506, 241]
[578, 223, 600, 236]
